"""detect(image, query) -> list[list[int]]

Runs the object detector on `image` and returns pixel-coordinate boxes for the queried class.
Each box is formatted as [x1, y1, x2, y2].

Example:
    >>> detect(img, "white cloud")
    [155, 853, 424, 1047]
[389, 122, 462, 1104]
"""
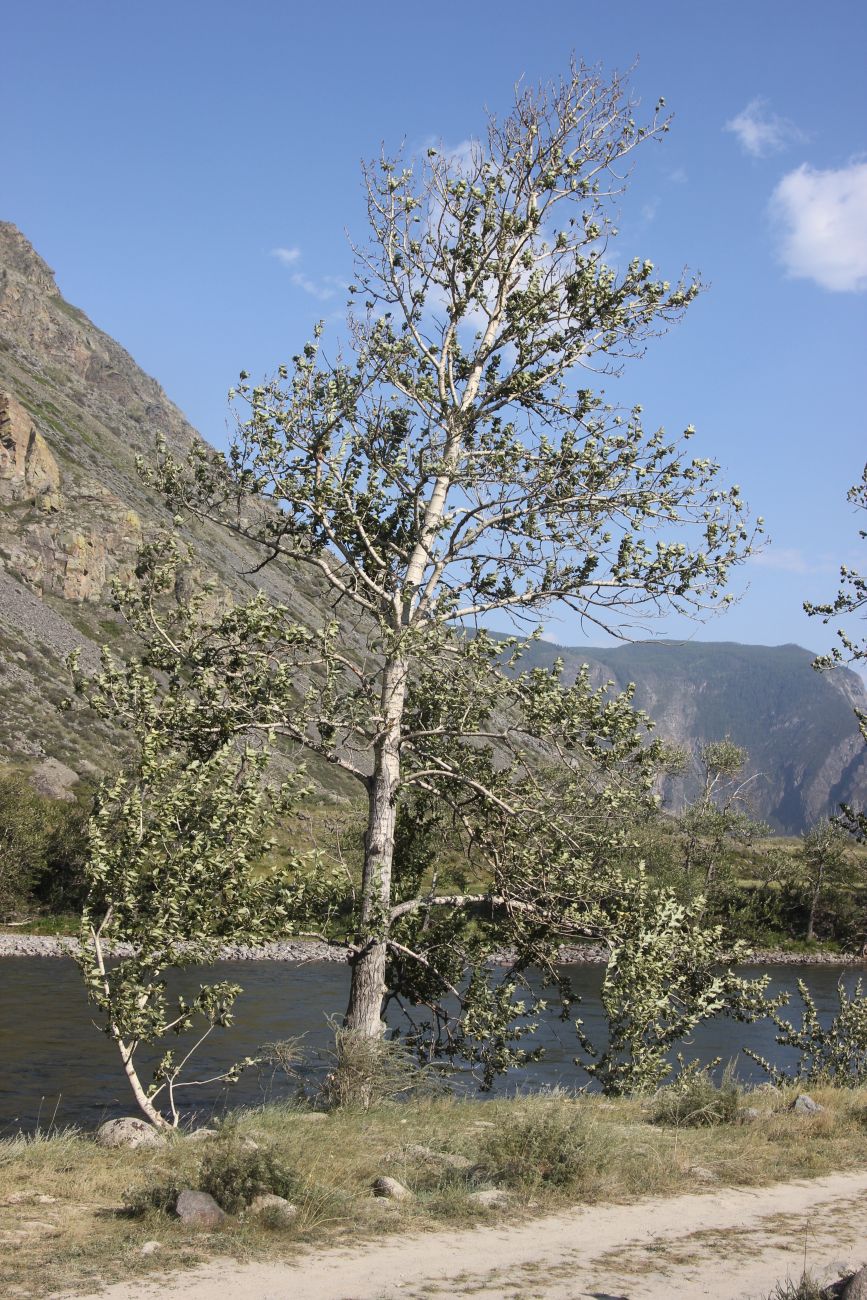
[750, 548, 836, 576]
[271, 246, 301, 266]
[271, 247, 347, 300]
[725, 99, 804, 158]
[770, 161, 867, 292]
[288, 271, 346, 301]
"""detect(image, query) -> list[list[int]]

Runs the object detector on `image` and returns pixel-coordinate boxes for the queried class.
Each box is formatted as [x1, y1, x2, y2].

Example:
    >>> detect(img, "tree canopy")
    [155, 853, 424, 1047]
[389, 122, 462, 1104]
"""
[125, 62, 759, 1074]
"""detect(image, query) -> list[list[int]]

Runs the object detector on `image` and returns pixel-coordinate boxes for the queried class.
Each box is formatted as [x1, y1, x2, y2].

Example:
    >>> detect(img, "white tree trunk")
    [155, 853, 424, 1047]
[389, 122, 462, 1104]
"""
[344, 657, 406, 1036]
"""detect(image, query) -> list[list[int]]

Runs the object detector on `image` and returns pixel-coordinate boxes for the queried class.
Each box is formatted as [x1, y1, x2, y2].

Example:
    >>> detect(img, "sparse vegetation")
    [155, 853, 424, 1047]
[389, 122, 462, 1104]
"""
[764, 1273, 833, 1300]
[4, 1086, 867, 1297]
[649, 1063, 743, 1128]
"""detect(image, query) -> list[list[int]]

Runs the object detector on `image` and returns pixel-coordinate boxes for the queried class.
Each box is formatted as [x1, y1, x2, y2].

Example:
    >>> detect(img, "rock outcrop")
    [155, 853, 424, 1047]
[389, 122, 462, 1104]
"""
[0, 391, 61, 507]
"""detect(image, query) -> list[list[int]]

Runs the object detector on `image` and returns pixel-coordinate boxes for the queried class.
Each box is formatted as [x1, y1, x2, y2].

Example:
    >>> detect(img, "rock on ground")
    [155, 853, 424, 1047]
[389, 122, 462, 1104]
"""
[174, 1191, 228, 1229]
[404, 1144, 473, 1171]
[372, 1176, 413, 1201]
[791, 1093, 824, 1115]
[95, 1118, 167, 1150]
[843, 1265, 867, 1299]
[469, 1188, 510, 1208]
[249, 1194, 298, 1225]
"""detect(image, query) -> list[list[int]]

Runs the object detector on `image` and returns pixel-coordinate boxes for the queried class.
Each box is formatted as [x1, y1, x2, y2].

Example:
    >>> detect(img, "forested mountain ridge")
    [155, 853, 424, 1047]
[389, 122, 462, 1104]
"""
[0, 223, 864, 830]
[512, 638, 867, 833]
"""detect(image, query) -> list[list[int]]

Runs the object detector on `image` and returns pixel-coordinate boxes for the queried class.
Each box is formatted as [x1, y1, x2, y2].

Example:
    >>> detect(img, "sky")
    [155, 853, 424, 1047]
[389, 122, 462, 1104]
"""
[2, 1, 866, 661]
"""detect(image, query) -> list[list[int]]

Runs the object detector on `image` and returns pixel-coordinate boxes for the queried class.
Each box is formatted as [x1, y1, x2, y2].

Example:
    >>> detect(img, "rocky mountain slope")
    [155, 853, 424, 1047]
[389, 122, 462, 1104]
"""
[1, 222, 864, 830]
[0, 222, 359, 800]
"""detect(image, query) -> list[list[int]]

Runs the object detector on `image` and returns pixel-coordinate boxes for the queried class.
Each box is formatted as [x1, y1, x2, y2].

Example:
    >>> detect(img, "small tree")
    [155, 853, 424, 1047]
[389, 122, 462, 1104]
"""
[675, 738, 767, 891]
[144, 63, 758, 1052]
[800, 817, 853, 942]
[574, 865, 771, 1094]
[70, 551, 314, 1128]
[745, 978, 867, 1086]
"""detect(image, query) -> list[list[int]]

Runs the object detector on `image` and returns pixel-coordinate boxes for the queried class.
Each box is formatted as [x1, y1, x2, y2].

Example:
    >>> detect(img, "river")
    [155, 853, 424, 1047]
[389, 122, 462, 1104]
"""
[1, 958, 864, 1133]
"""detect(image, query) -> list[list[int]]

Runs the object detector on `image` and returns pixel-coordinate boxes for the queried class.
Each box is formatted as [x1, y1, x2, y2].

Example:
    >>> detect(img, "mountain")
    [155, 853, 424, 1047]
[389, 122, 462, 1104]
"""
[1, 223, 865, 831]
[511, 638, 867, 833]
[0, 222, 359, 800]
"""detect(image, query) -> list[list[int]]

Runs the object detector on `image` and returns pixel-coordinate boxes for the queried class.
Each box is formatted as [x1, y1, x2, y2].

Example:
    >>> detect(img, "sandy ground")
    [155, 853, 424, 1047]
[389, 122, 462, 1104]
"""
[64, 1168, 867, 1300]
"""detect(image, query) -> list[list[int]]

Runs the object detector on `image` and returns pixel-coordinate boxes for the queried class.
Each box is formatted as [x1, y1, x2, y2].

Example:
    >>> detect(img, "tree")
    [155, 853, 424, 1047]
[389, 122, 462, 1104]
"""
[70, 550, 313, 1127]
[144, 63, 758, 1050]
[574, 866, 771, 1094]
[799, 817, 852, 943]
[806, 464, 867, 840]
[0, 772, 88, 921]
[674, 738, 766, 892]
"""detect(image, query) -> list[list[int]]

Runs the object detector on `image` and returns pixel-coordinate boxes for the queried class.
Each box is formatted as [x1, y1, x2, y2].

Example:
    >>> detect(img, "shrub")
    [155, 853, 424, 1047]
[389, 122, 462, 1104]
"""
[479, 1101, 606, 1190]
[322, 1027, 448, 1110]
[125, 1178, 184, 1217]
[198, 1141, 300, 1213]
[746, 979, 867, 1086]
[649, 1063, 742, 1128]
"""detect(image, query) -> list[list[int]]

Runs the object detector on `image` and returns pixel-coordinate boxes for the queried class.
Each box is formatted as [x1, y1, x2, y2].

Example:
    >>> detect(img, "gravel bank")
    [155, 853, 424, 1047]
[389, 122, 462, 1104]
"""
[0, 933, 348, 962]
[2, 932, 864, 966]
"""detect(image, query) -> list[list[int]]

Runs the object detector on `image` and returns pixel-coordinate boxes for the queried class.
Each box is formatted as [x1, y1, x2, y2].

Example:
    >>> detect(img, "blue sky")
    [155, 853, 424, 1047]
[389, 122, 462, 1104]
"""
[2, 1, 866, 660]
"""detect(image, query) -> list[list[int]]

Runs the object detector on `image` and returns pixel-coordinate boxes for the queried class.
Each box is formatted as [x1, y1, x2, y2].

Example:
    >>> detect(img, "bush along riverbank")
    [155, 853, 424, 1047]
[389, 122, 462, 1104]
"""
[5, 1082, 867, 1299]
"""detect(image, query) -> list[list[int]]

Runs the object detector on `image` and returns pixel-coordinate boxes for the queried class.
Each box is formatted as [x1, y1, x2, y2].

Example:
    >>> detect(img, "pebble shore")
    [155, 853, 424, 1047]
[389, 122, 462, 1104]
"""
[1, 932, 864, 966]
[0, 933, 348, 962]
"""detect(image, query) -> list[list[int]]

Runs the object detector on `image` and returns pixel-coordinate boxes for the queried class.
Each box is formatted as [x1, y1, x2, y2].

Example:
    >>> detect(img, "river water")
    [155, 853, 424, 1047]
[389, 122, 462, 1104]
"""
[1, 958, 864, 1133]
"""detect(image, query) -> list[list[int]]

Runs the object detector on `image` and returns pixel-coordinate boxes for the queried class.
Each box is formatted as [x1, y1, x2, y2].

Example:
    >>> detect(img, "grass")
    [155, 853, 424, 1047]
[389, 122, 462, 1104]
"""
[5, 1084, 867, 1296]
[764, 1274, 836, 1299]
[0, 913, 80, 937]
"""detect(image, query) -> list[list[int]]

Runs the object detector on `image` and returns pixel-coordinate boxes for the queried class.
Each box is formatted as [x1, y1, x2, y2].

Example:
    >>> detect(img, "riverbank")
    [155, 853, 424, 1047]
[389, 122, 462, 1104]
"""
[4, 1086, 867, 1299]
[1, 930, 862, 965]
[0, 933, 347, 962]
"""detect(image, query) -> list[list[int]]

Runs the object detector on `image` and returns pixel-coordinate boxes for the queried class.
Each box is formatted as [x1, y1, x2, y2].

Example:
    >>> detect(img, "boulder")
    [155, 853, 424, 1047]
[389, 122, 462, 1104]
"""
[791, 1094, 824, 1115]
[31, 757, 79, 802]
[182, 1128, 220, 1142]
[404, 1143, 473, 1171]
[842, 1266, 867, 1299]
[249, 1193, 298, 1226]
[372, 1176, 413, 1201]
[469, 1188, 509, 1209]
[95, 1117, 167, 1150]
[174, 1190, 228, 1228]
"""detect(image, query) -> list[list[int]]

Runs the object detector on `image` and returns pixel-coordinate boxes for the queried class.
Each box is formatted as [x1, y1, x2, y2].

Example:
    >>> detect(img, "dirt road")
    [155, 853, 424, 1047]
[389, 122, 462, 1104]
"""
[69, 1169, 867, 1299]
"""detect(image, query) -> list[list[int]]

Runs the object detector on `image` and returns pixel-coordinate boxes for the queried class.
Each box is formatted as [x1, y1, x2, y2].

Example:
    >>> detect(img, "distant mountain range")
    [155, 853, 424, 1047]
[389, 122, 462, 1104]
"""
[1, 223, 865, 831]
[509, 638, 867, 833]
